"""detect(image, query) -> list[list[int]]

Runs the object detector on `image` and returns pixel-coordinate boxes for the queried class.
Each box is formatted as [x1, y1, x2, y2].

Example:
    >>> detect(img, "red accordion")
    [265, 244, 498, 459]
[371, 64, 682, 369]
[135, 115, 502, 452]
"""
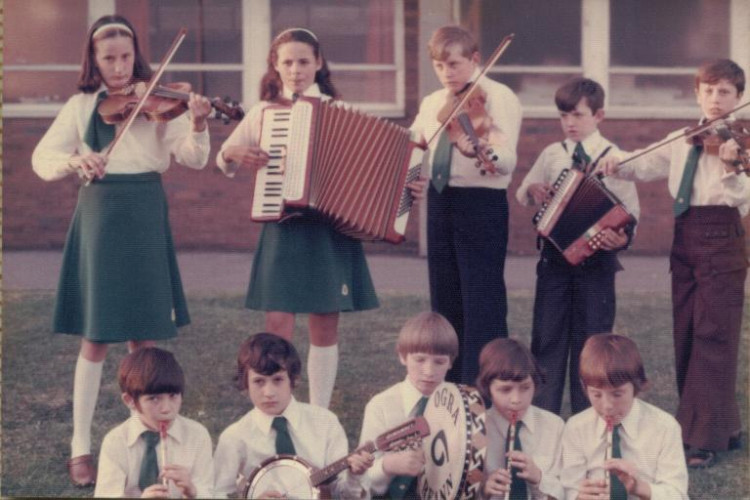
[533, 169, 635, 265]
[251, 97, 424, 244]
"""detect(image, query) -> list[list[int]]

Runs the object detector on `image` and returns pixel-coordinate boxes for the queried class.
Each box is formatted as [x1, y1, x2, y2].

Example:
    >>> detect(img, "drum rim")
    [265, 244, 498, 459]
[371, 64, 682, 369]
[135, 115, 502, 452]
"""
[243, 454, 320, 499]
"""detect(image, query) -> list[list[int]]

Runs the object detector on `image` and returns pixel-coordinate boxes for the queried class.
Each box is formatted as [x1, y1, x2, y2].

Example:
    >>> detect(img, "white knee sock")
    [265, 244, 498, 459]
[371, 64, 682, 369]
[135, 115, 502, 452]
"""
[307, 344, 338, 408]
[71, 355, 104, 458]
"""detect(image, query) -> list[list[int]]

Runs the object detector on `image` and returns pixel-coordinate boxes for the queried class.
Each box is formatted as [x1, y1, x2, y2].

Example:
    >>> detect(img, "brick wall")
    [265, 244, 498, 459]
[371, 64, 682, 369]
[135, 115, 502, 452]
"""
[8, 116, 748, 254]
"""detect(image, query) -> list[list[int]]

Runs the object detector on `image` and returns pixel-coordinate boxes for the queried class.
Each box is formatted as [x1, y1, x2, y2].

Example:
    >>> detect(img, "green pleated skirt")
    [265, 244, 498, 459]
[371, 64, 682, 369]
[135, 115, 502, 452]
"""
[53, 172, 189, 342]
[246, 213, 379, 313]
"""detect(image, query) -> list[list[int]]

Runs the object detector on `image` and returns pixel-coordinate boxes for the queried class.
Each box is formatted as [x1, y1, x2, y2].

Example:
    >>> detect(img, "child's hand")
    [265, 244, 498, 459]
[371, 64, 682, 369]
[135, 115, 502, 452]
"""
[346, 450, 375, 475]
[187, 92, 212, 132]
[575, 477, 607, 500]
[605, 458, 650, 498]
[259, 490, 286, 498]
[526, 182, 554, 205]
[221, 145, 270, 171]
[483, 468, 511, 497]
[382, 448, 425, 476]
[598, 227, 628, 250]
[719, 137, 745, 173]
[407, 177, 429, 200]
[595, 155, 620, 177]
[72, 152, 108, 181]
[140, 483, 170, 498]
[161, 464, 197, 498]
[507, 450, 542, 486]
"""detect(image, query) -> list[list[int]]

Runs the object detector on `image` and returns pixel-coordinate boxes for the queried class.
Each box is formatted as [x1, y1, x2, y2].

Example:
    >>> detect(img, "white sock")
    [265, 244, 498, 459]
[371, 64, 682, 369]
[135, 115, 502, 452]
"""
[307, 344, 338, 408]
[71, 355, 104, 458]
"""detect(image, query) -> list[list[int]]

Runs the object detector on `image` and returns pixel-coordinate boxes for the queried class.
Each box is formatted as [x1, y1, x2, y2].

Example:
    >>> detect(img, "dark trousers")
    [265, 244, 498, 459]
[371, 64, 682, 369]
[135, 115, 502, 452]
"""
[671, 206, 747, 451]
[427, 185, 509, 385]
[531, 245, 619, 415]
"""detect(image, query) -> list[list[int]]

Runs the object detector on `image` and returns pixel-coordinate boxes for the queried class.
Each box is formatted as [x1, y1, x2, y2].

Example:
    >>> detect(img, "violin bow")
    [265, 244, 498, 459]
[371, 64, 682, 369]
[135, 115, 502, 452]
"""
[425, 33, 515, 148]
[615, 99, 750, 169]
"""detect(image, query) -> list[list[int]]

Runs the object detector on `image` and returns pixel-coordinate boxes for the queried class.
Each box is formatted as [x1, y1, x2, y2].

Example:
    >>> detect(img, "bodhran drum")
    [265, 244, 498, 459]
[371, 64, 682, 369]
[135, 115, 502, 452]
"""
[242, 454, 322, 499]
[418, 383, 487, 499]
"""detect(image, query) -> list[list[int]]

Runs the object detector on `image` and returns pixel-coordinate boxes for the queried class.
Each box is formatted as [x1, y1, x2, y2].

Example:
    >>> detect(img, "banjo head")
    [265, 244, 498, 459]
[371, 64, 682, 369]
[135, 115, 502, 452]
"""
[243, 455, 321, 499]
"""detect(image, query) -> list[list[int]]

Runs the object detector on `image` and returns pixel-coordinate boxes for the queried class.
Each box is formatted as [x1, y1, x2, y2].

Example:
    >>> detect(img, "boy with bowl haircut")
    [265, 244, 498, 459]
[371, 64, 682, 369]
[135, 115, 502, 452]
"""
[478, 338, 565, 500]
[94, 347, 214, 498]
[560, 334, 688, 499]
[358, 311, 458, 498]
[516, 77, 640, 416]
[213, 333, 372, 498]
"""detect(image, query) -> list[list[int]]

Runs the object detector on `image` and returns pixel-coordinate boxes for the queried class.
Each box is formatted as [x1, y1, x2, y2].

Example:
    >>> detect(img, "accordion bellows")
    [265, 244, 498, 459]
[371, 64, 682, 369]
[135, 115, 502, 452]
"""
[252, 97, 424, 244]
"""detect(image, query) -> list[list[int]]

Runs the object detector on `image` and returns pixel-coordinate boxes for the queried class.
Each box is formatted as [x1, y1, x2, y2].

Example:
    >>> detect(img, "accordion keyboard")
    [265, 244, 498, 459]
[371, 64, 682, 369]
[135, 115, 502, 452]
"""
[251, 108, 292, 220]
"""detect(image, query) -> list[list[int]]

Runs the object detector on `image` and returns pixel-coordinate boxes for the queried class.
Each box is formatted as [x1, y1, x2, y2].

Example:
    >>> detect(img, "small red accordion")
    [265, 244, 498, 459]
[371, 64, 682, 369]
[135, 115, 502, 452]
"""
[251, 97, 424, 244]
[533, 168, 635, 265]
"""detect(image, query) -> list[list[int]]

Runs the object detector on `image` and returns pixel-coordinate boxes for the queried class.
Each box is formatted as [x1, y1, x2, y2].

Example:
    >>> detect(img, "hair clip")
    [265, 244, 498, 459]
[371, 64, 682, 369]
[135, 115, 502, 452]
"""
[274, 27, 318, 42]
[92, 22, 134, 39]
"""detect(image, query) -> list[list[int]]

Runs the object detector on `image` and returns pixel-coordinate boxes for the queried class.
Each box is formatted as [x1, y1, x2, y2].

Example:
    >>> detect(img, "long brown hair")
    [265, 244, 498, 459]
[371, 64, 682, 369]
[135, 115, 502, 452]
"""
[259, 28, 339, 102]
[77, 15, 153, 93]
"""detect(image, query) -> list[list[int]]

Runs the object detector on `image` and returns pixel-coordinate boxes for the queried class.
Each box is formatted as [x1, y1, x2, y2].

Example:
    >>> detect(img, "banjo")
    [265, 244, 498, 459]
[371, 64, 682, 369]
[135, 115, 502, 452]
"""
[242, 416, 431, 499]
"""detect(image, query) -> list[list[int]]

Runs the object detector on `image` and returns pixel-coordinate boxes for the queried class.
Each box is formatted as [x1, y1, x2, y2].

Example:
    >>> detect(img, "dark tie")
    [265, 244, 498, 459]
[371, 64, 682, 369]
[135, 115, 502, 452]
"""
[673, 145, 702, 217]
[138, 430, 161, 491]
[610, 424, 628, 500]
[387, 397, 430, 499]
[83, 90, 115, 152]
[431, 130, 453, 193]
[572, 141, 591, 172]
[272, 416, 296, 455]
[506, 420, 527, 500]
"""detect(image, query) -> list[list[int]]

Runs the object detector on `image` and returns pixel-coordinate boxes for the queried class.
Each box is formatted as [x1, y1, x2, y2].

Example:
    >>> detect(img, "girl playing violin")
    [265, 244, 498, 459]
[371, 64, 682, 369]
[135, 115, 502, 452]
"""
[216, 28, 378, 409]
[31, 14, 212, 487]
[597, 59, 750, 469]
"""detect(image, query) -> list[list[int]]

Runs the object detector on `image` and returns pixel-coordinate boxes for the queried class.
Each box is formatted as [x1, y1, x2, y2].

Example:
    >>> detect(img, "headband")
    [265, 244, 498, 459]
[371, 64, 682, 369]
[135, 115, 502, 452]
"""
[274, 27, 318, 42]
[92, 22, 134, 40]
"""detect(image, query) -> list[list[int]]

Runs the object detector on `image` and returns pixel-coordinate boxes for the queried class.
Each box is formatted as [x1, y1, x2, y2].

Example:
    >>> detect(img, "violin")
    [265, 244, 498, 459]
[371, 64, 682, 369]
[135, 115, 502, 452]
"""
[437, 82, 500, 175]
[98, 81, 244, 124]
[688, 120, 750, 176]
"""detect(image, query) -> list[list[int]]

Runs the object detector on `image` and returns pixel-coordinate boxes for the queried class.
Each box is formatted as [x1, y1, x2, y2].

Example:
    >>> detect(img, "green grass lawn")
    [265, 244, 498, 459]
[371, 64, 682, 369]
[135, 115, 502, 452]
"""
[2, 290, 748, 498]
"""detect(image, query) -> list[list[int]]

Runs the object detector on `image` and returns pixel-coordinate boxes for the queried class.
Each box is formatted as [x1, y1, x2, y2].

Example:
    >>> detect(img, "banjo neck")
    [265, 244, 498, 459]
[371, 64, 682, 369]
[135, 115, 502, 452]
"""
[310, 442, 378, 486]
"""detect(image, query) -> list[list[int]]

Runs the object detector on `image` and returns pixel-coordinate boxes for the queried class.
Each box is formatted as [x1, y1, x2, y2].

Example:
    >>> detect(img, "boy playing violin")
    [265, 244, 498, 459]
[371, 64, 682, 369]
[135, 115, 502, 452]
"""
[597, 59, 750, 468]
[516, 78, 640, 416]
[409, 25, 522, 386]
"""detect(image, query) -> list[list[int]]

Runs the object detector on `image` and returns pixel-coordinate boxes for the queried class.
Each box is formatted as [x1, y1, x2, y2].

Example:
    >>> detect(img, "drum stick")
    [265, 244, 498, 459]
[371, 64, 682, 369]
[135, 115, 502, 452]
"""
[604, 417, 614, 495]
[160, 421, 169, 487]
[504, 411, 517, 500]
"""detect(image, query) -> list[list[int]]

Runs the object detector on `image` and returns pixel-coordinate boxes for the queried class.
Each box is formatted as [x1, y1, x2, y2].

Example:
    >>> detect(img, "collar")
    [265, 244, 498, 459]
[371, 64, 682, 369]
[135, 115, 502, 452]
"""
[126, 414, 185, 448]
[400, 379, 427, 415]
[282, 83, 322, 101]
[564, 129, 604, 158]
[594, 398, 641, 442]
[251, 396, 301, 435]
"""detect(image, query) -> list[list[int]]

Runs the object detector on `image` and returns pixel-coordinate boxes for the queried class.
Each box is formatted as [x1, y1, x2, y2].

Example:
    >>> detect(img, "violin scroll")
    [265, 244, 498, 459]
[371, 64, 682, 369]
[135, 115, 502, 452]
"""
[688, 119, 750, 176]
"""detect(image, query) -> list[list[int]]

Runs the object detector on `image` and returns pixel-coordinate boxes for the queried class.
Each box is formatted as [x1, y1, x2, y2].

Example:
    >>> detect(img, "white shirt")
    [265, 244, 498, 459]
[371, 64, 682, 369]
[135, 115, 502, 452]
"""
[32, 88, 210, 181]
[358, 379, 426, 495]
[94, 414, 214, 498]
[410, 69, 522, 189]
[485, 405, 565, 500]
[516, 130, 641, 221]
[560, 398, 688, 500]
[213, 397, 366, 499]
[613, 123, 750, 216]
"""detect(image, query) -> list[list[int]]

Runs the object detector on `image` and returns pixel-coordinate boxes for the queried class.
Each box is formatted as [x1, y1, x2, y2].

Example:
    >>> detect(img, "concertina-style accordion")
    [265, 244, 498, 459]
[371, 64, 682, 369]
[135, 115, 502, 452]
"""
[251, 96, 425, 244]
[533, 168, 635, 265]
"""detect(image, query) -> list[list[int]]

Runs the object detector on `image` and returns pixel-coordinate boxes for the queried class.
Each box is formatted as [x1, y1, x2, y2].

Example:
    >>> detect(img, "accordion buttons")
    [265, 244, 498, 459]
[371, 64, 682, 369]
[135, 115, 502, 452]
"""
[341, 284, 349, 296]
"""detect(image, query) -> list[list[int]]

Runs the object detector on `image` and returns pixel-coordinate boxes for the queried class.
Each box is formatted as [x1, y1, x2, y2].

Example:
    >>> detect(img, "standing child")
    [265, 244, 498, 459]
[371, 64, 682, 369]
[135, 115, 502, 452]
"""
[409, 25, 522, 385]
[478, 338, 565, 500]
[560, 334, 688, 499]
[358, 311, 458, 498]
[597, 59, 749, 467]
[213, 333, 373, 498]
[31, 15, 211, 486]
[94, 347, 214, 498]
[516, 78, 640, 416]
[216, 28, 378, 409]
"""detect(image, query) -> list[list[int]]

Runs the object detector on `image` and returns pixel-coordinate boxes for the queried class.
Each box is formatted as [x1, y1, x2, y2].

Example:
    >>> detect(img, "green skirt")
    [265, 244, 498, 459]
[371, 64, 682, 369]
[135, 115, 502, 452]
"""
[53, 172, 189, 342]
[246, 213, 379, 313]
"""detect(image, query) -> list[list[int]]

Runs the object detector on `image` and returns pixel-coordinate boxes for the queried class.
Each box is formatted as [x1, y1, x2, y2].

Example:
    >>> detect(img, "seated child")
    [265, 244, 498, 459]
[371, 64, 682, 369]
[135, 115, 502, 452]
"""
[560, 334, 688, 499]
[358, 311, 459, 498]
[94, 347, 214, 498]
[213, 333, 373, 498]
[479, 338, 565, 500]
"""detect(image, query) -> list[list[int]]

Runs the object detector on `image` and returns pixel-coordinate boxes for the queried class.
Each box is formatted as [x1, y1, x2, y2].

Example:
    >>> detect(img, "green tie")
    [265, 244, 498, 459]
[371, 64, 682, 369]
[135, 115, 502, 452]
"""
[610, 424, 628, 500]
[673, 145, 702, 217]
[83, 90, 115, 152]
[138, 430, 161, 492]
[431, 130, 453, 193]
[272, 416, 296, 455]
[507, 420, 527, 500]
[387, 397, 430, 499]
[572, 142, 591, 172]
